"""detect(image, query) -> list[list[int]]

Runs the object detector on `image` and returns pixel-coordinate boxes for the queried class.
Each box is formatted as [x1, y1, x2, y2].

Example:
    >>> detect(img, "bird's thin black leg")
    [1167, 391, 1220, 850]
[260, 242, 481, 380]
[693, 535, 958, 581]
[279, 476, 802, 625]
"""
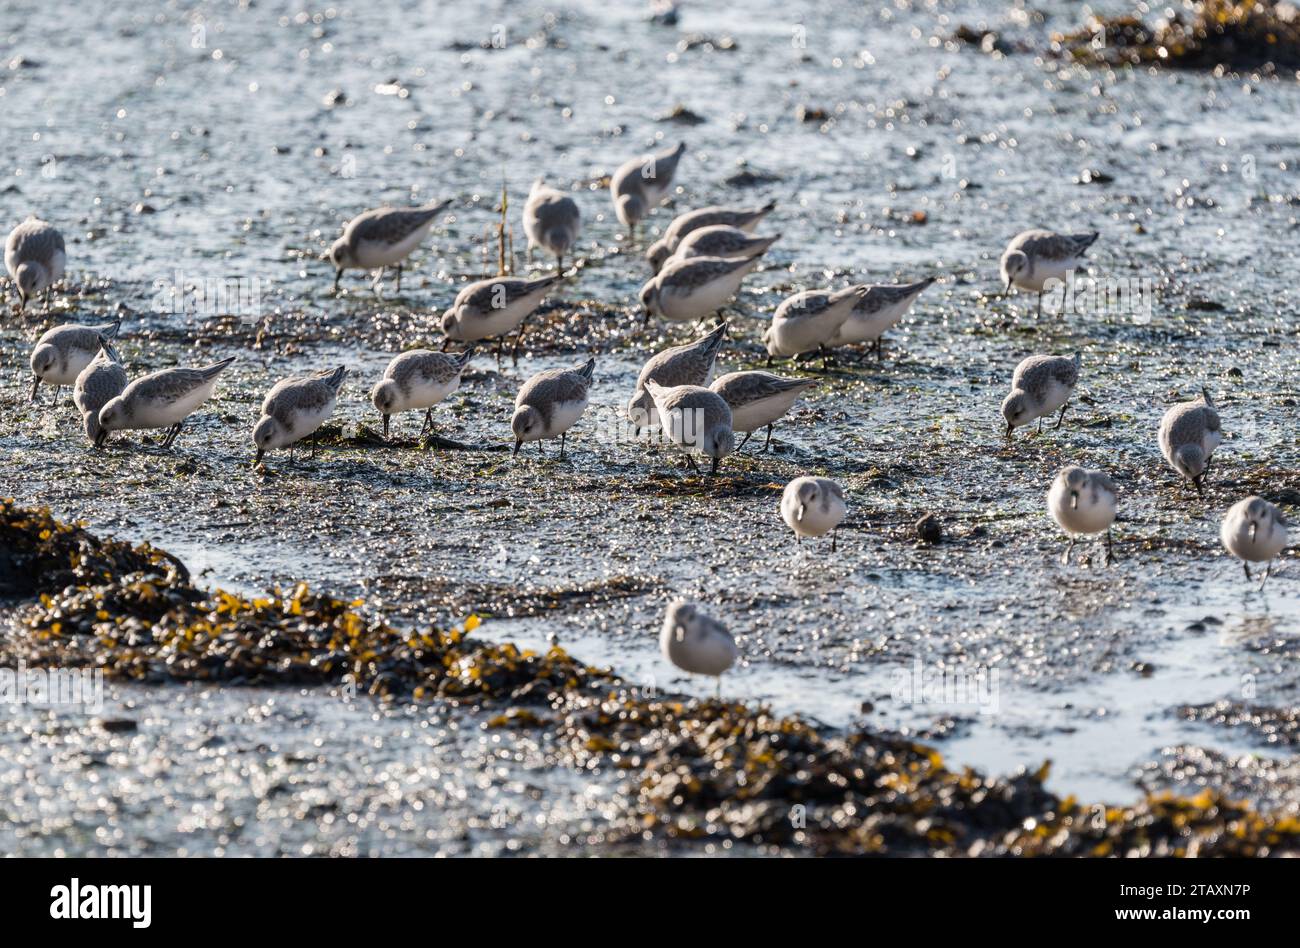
[1061, 537, 1075, 565]
[763, 424, 774, 452]
[1054, 401, 1069, 429]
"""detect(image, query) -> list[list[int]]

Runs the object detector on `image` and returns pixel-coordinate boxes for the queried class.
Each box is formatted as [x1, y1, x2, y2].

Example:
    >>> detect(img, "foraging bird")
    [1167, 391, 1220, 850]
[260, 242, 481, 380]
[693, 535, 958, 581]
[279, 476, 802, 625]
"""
[639, 254, 764, 326]
[441, 275, 558, 365]
[780, 476, 847, 551]
[522, 179, 581, 271]
[328, 199, 451, 294]
[511, 357, 595, 458]
[830, 277, 935, 359]
[660, 600, 739, 698]
[610, 141, 686, 237]
[627, 321, 727, 431]
[30, 318, 123, 404]
[710, 371, 817, 452]
[1220, 496, 1288, 586]
[645, 201, 776, 274]
[1047, 465, 1118, 565]
[642, 380, 735, 475]
[371, 347, 474, 440]
[1002, 353, 1080, 438]
[96, 357, 235, 449]
[763, 285, 867, 366]
[73, 343, 128, 446]
[6, 218, 66, 312]
[253, 366, 348, 463]
[671, 225, 780, 266]
[1158, 388, 1222, 494]
[1000, 229, 1099, 316]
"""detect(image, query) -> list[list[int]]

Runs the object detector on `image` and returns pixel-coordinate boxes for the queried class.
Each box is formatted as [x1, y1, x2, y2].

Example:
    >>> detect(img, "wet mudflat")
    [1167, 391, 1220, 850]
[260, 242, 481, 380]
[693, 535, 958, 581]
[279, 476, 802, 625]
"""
[1, 0, 1298, 853]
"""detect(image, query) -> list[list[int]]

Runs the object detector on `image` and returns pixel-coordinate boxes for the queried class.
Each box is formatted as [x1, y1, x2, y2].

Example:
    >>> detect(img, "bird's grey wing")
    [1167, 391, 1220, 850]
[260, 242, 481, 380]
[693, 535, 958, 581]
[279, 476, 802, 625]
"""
[352, 206, 440, 246]
[11, 224, 65, 264]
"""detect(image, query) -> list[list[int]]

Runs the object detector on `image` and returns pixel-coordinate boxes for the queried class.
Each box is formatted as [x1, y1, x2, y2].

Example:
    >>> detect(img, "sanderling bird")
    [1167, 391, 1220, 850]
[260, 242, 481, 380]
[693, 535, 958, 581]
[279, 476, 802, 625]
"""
[610, 141, 686, 237]
[523, 179, 581, 271]
[441, 274, 559, 364]
[29, 317, 122, 404]
[639, 254, 765, 326]
[763, 285, 867, 366]
[672, 225, 780, 266]
[780, 476, 847, 551]
[512, 357, 595, 458]
[5, 218, 66, 312]
[1221, 496, 1288, 586]
[328, 199, 451, 294]
[253, 366, 348, 464]
[371, 347, 474, 439]
[627, 321, 727, 432]
[660, 600, 739, 698]
[96, 357, 235, 449]
[830, 277, 935, 359]
[710, 371, 818, 451]
[642, 379, 734, 475]
[73, 343, 128, 446]
[645, 201, 776, 273]
[1002, 353, 1080, 438]
[1000, 229, 1099, 316]
[1047, 465, 1118, 565]
[1158, 387, 1222, 493]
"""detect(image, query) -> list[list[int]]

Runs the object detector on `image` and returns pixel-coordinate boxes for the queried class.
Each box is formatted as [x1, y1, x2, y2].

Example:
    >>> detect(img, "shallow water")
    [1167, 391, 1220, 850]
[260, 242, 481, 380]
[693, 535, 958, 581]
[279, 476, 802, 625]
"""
[2, 0, 1299, 852]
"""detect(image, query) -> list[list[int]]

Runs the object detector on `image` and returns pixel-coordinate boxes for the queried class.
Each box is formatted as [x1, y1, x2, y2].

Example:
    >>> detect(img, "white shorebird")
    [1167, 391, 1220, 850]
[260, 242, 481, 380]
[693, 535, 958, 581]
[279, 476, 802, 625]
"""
[96, 357, 235, 449]
[671, 225, 780, 265]
[441, 275, 559, 364]
[1158, 388, 1223, 494]
[639, 254, 764, 326]
[763, 285, 867, 366]
[523, 179, 581, 271]
[780, 476, 847, 551]
[643, 380, 735, 475]
[511, 357, 595, 458]
[253, 366, 348, 463]
[627, 321, 727, 431]
[73, 343, 128, 445]
[710, 371, 817, 451]
[29, 318, 122, 404]
[6, 218, 66, 312]
[1220, 496, 1288, 587]
[610, 141, 686, 237]
[372, 347, 474, 439]
[1002, 353, 1080, 437]
[1001, 229, 1099, 316]
[660, 600, 739, 698]
[645, 201, 776, 273]
[830, 277, 935, 359]
[328, 199, 451, 294]
[1047, 465, 1118, 565]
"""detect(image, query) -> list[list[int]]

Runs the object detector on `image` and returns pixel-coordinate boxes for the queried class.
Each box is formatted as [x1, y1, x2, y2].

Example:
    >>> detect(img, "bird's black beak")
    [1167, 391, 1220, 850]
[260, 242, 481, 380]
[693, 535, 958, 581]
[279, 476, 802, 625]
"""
[710, 456, 719, 476]
[513, 439, 522, 457]
[1070, 490, 1079, 511]
[641, 307, 651, 326]
[18, 291, 28, 312]
[382, 413, 390, 439]
[1003, 278, 1011, 295]
[254, 448, 264, 465]
[29, 376, 40, 402]
[333, 268, 342, 294]
[1005, 422, 1014, 440]
[94, 429, 108, 449]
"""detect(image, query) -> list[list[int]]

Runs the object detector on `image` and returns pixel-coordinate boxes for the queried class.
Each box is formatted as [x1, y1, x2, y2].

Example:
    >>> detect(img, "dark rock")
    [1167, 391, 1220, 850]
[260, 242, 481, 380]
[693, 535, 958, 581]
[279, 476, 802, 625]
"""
[915, 513, 943, 544]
